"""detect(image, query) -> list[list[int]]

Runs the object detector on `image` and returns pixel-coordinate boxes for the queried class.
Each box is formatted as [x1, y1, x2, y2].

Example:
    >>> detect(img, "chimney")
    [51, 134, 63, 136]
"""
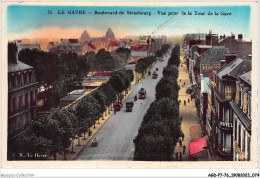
[206, 34, 212, 45]
[238, 34, 243, 41]
[8, 42, 18, 64]
[231, 34, 235, 40]
[220, 35, 222, 39]
[223, 34, 226, 39]
[225, 53, 237, 64]
[220, 60, 226, 67]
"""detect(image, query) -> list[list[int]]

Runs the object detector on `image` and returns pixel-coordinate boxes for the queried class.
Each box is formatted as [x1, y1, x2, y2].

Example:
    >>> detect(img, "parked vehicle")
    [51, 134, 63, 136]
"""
[91, 138, 98, 147]
[114, 102, 122, 111]
[139, 88, 147, 99]
[126, 101, 134, 112]
[152, 71, 158, 79]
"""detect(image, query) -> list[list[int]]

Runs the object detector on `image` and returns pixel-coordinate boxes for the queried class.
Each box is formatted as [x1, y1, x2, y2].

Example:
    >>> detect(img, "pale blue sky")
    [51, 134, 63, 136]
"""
[6, 5, 251, 38]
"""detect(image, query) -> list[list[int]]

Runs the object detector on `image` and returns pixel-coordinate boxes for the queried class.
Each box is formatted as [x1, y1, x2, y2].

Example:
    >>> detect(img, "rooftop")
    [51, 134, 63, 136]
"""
[239, 71, 251, 85]
[217, 57, 251, 79]
[17, 43, 41, 52]
[8, 61, 33, 73]
[230, 100, 251, 134]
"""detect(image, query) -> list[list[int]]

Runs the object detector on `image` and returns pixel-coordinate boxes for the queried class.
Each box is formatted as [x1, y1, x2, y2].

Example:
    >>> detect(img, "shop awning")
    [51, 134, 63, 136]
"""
[189, 137, 207, 155]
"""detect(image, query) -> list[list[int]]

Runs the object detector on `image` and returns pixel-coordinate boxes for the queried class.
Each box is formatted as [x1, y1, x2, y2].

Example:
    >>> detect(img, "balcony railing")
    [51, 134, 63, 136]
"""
[218, 145, 232, 155]
[213, 88, 236, 102]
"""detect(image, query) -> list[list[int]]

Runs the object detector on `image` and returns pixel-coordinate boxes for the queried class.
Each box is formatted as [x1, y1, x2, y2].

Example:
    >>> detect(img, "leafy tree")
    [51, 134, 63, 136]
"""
[83, 51, 95, 72]
[95, 49, 115, 71]
[99, 83, 117, 106]
[76, 95, 101, 131]
[17, 133, 52, 160]
[90, 90, 107, 121]
[155, 77, 179, 100]
[162, 65, 179, 79]
[134, 134, 174, 161]
[155, 50, 163, 58]
[116, 47, 131, 59]
[168, 54, 180, 66]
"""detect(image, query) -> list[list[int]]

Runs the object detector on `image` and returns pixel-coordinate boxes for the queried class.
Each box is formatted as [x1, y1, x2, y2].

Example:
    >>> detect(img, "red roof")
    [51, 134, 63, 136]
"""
[131, 46, 149, 50]
[109, 41, 119, 47]
[93, 72, 111, 76]
[88, 42, 96, 49]
[189, 137, 207, 155]
[69, 39, 79, 43]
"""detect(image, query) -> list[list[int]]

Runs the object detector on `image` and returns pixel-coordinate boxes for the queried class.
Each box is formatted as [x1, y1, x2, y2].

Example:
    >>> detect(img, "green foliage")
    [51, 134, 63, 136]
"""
[116, 47, 131, 59]
[167, 44, 180, 66]
[135, 56, 157, 74]
[134, 45, 181, 161]
[17, 133, 52, 160]
[95, 49, 115, 71]
[18, 49, 89, 108]
[76, 95, 101, 127]
[99, 83, 117, 106]
[155, 77, 179, 100]
[109, 69, 132, 97]
[134, 134, 174, 161]
[162, 65, 179, 79]
[90, 90, 107, 113]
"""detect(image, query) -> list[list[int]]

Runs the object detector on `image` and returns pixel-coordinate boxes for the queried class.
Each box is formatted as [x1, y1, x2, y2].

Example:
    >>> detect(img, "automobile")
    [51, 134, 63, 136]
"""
[114, 102, 122, 111]
[152, 71, 158, 79]
[126, 101, 134, 112]
[139, 88, 147, 99]
[91, 138, 98, 146]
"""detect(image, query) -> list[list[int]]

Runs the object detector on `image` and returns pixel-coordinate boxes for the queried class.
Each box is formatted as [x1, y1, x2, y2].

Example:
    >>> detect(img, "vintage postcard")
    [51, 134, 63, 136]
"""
[1, 1, 259, 174]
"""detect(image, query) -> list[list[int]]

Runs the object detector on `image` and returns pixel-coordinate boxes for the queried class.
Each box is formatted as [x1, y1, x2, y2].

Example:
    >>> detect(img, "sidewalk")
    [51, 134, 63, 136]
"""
[56, 88, 133, 160]
[174, 52, 206, 161]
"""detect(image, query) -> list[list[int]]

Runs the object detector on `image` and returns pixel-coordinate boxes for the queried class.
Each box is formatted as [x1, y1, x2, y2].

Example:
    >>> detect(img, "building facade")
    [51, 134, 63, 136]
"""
[230, 71, 251, 161]
[8, 43, 38, 159]
[207, 56, 251, 160]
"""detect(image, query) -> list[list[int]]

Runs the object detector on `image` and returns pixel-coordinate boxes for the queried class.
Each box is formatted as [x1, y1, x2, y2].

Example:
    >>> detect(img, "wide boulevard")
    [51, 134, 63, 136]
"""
[75, 53, 169, 160]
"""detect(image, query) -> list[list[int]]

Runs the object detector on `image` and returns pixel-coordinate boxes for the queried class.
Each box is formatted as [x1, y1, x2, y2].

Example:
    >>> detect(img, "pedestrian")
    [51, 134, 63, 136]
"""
[182, 133, 185, 141]
[183, 145, 186, 154]
[182, 84, 184, 87]
[179, 100, 181, 104]
[184, 82, 185, 85]
[114, 109, 116, 115]
[184, 100, 186, 106]
[179, 139, 182, 147]
[180, 152, 182, 161]
[175, 152, 178, 160]
[188, 98, 190, 103]
[180, 79, 181, 82]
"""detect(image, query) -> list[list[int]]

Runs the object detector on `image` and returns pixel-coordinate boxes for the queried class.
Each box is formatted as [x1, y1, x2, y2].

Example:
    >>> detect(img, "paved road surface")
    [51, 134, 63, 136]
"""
[75, 54, 169, 160]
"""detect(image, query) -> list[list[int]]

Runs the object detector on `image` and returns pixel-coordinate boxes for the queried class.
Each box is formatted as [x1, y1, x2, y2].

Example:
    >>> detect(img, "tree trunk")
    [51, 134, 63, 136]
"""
[71, 139, 74, 153]
[78, 137, 81, 146]
[63, 149, 66, 160]
[83, 133, 86, 140]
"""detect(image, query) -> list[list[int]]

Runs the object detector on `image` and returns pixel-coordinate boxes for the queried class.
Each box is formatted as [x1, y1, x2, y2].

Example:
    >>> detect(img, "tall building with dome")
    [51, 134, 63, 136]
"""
[80, 28, 117, 53]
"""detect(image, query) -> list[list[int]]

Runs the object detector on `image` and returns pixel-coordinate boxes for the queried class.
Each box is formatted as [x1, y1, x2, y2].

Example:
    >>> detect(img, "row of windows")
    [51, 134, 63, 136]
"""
[9, 90, 35, 112]
[9, 72, 33, 89]
[234, 119, 250, 160]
